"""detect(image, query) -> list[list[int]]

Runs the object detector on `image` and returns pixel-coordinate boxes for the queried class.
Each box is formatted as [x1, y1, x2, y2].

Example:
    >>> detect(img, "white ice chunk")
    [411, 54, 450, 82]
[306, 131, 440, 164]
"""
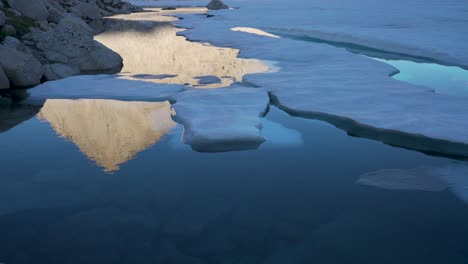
[173, 87, 269, 152]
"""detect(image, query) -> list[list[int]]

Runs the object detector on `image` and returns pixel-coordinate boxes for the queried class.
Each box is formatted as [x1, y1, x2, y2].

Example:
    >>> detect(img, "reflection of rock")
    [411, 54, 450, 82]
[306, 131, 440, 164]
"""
[0, 101, 41, 133]
[95, 10, 268, 88]
[357, 168, 447, 192]
[38, 99, 176, 172]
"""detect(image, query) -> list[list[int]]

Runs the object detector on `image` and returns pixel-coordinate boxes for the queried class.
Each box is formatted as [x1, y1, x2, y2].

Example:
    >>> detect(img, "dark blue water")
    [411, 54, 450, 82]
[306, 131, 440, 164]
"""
[1, 101, 468, 263]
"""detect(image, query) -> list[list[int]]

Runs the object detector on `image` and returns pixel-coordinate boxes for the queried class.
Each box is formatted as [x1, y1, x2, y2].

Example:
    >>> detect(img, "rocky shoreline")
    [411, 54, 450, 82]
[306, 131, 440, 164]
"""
[0, 0, 142, 90]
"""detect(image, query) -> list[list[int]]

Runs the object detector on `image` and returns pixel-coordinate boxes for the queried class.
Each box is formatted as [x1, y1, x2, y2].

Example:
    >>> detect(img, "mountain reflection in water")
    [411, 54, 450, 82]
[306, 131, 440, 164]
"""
[95, 9, 269, 88]
[38, 99, 176, 172]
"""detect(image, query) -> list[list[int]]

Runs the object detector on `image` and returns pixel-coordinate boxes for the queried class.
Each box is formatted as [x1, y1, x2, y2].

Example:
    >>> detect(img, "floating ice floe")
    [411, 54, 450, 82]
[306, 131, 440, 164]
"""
[172, 87, 270, 152]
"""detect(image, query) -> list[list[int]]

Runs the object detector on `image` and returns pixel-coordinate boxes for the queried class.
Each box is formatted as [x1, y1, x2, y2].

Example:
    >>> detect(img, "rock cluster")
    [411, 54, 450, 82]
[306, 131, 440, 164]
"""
[0, 0, 142, 89]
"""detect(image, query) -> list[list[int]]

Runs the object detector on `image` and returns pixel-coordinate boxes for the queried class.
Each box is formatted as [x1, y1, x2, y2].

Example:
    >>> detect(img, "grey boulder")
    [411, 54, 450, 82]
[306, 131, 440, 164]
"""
[2, 36, 31, 53]
[70, 1, 103, 20]
[1, 25, 17, 37]
[0, 45, 44, 87]
[7, 0, 49, 21]
[28, 15, 122, 73]
[207, 0, 229, 10]
[0, 10, 5, 26]
[0, 66, 10, 89]
[44, 63, 80, 81]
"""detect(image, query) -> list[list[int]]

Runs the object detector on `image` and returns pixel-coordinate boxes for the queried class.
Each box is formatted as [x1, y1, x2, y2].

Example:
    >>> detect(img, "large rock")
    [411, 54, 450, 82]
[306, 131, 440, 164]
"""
[0, 45, 44, 87]
[28, 15, 122, 73]
[2, 36, 30, 53]
[7, 0, 49, 21]
[0, 66, 10, 89]
[0, 10, 5, 26]
[44, 63, 80, 81]
[70, 1, 103, 21]
[1, 25, 17, 37]
[207, 0, 229, 10]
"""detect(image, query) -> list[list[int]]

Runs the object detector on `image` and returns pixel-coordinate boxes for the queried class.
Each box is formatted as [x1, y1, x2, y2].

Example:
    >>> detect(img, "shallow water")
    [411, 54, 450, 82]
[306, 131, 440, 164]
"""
[372, 58, 468, 96]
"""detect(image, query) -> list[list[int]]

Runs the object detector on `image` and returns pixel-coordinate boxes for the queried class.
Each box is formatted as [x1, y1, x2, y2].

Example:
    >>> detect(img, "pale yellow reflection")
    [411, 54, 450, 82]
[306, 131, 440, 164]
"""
[95, 8, 269, 88]
[38, 99, 176, 172]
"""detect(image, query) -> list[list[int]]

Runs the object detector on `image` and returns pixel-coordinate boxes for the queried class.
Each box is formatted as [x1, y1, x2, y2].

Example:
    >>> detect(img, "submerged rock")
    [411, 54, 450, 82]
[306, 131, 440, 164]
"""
[207, 0, 229, 10]
[0, 45, 43, 87]
[357, 168, 447, 192]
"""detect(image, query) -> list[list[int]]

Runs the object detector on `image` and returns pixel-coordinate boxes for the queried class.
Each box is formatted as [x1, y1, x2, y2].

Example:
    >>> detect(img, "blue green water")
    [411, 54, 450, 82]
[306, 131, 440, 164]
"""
[1, 103, 468, 263]
[372, 58, 468, 96]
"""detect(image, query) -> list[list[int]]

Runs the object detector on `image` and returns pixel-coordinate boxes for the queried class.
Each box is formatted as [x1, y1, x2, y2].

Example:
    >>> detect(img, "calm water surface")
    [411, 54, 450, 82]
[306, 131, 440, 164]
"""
[1, 9, 468, 264]
[0, 102, 468, 263]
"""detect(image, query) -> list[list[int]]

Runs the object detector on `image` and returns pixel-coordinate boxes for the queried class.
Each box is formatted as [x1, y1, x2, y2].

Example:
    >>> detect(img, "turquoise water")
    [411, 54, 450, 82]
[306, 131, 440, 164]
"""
[372, 58, 468, 96]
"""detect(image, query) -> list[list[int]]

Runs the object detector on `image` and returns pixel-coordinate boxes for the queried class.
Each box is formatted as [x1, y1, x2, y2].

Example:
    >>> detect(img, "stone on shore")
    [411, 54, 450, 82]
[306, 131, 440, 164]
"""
[7, 0, 49, 21]
[44, 63, 80, 81]
[1, 25, 17, 37]
[0, 66, 10, 89]
[0, 10, 5, 26]
[27, 15, 122, 73]
[70, 1, 103, 21]
[2, 36, 30, 53]
[0, 45, 43, 87]
[207, 0, 229, 10]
